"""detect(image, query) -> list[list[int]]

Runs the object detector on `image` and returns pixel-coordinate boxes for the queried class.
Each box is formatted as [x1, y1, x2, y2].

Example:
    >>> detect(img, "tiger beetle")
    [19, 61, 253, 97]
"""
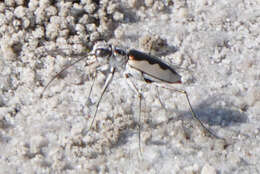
[41, 41, 226, 154]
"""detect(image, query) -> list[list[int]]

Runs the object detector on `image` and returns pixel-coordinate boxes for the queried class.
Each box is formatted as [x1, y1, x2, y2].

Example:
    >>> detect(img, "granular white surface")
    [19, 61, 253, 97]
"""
[0, 0, 259, 173]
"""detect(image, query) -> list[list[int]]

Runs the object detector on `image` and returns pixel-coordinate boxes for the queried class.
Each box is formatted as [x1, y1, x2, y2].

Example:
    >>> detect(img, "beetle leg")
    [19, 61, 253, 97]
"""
[153, 83, 226, 142]
[86, 67, 115, 134]
[124, 73, 143, 156]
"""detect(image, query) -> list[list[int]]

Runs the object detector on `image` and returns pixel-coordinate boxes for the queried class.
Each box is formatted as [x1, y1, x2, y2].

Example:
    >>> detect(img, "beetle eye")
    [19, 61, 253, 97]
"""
[95, 48, 111, 57]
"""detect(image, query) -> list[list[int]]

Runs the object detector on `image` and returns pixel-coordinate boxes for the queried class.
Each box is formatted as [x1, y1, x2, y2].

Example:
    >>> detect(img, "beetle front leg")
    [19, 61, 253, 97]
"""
[86, 67, 115, 134]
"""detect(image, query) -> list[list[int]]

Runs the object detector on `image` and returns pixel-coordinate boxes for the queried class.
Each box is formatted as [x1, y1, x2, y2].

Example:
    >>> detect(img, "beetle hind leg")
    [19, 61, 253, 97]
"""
[153, 83, 226, 142]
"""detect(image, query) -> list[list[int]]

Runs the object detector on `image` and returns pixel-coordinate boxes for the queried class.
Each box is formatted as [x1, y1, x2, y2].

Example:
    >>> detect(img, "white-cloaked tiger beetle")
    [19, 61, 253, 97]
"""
[41, 41, 226, 154]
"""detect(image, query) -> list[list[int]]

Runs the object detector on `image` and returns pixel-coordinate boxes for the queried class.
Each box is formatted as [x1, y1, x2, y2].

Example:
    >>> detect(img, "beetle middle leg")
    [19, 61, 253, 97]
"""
[124, 73, 143, 156]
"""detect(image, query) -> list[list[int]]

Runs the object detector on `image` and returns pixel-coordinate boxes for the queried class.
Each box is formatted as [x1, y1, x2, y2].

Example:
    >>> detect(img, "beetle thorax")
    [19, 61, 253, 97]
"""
[93, 41, 128, 71]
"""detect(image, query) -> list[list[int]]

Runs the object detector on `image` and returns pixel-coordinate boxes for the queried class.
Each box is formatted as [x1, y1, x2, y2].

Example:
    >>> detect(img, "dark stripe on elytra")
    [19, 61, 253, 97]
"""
[128, 49, 178, 74]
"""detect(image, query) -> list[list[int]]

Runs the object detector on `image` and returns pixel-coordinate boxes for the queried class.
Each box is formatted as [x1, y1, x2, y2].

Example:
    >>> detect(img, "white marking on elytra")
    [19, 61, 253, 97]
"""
[41, 41, 227, 155]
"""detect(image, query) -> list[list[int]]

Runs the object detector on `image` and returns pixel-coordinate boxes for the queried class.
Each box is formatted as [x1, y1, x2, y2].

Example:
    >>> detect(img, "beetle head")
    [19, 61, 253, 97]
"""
[92, 41, 112, 63]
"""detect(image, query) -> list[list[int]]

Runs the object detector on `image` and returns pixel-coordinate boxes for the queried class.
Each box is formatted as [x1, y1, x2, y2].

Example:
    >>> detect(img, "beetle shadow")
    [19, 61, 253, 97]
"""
[169, 94, 248, 127]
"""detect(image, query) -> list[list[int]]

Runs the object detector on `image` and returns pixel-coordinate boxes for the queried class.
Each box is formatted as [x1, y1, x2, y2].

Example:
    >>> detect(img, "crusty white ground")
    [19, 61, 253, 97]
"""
[0, 0, 259, 173]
